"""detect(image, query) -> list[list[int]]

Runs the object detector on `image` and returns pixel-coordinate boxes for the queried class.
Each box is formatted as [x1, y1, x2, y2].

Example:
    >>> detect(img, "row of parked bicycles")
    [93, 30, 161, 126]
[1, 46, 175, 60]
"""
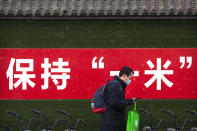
[3, 108, 197, 131]
[138, 108, 197, 131]
[3, 109, 84, 131]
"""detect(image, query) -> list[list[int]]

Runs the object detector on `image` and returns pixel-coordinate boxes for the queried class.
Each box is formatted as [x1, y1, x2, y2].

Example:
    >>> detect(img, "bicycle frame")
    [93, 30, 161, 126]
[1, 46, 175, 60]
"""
[32, 109, 68, 131]
[57, 109, 85, 131]
[162, 109, 193, 131]
[138, 108, 167, 131]
[7, 110, 40, 131]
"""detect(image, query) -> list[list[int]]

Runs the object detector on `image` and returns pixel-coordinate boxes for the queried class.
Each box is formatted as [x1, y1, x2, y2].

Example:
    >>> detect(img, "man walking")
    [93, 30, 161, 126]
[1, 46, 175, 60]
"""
[101, 66, 136, 131]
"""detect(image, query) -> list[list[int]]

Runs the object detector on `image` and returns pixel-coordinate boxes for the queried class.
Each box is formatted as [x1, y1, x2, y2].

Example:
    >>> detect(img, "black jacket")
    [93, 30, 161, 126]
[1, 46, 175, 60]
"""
[101, 75, 133, 127]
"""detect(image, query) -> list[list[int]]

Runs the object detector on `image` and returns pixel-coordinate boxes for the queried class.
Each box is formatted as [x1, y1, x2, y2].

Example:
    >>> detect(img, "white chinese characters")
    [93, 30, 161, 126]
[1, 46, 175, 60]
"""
[6, 58, 70, 90]
[6, 58, 35, 90]
[144, 58, 173, 90]
[41, 58, 70, 90]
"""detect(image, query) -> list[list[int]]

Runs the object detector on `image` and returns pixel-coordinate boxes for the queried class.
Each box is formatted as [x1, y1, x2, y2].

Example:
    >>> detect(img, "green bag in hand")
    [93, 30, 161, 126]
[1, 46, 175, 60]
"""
[126, 102, 140, 131]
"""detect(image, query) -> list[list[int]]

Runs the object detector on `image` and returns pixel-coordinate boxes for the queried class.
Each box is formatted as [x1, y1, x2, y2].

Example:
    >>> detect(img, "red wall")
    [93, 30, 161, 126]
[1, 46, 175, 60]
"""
[0, 48, 196, 99]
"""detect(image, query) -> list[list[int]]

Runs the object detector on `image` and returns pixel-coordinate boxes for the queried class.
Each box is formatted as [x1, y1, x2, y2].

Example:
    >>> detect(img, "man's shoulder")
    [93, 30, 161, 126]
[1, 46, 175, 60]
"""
[110, 80, 120, 85]
[108, 80, 121, 89]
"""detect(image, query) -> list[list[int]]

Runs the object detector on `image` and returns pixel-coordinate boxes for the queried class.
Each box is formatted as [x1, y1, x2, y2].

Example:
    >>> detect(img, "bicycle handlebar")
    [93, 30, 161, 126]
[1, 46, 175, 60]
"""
[7, 110, 23, 130]
[186, 109, 197, 116]
[138, 108, 151, 115]
[32, 109, 48, 129]
[162, 109, 176, 117]
[7, 110, 22, 120]
[32, 109, 41, 115]
[57, 109, 72, 119]
[32, 109, 46, 118]
[7, 111, 17, 116]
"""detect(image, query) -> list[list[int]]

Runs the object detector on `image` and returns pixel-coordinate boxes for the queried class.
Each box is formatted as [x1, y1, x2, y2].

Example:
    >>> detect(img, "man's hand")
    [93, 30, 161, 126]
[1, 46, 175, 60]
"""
[127, 98, 140, 105]
[132, 98, 138, 103]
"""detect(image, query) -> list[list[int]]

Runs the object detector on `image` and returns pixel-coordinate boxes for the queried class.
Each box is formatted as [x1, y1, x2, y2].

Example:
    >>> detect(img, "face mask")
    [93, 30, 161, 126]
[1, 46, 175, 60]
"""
[125, 79, 131, 85]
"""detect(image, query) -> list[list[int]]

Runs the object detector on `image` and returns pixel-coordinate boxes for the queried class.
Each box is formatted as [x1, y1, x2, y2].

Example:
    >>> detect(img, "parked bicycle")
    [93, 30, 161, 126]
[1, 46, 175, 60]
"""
[138, 108, 167, 131]
[162, 109, 193, 131]
[186, 109, 197, 131]
[32, 109, 69, 131]
[57, 109, 85, 131]
[5, 110, 40, 131]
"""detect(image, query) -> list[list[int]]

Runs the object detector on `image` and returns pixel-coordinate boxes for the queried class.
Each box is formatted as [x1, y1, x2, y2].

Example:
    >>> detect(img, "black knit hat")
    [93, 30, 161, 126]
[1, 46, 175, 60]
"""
[119, 66, 134, 77]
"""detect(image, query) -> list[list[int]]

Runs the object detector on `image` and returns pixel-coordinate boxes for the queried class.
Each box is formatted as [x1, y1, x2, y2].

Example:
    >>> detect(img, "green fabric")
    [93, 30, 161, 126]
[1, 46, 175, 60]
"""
[126, 103, 140, 131]
[0, 20, 197, 48]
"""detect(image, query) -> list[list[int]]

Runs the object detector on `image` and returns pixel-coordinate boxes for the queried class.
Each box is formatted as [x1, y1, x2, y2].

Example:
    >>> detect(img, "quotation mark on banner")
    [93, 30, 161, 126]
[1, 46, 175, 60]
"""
[180, 56, 192, 69]
[92, 56, 104, 69]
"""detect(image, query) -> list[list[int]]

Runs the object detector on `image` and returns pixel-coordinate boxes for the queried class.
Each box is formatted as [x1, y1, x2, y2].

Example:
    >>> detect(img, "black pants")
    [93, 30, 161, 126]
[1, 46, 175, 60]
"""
[100, 125, 126, 131]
